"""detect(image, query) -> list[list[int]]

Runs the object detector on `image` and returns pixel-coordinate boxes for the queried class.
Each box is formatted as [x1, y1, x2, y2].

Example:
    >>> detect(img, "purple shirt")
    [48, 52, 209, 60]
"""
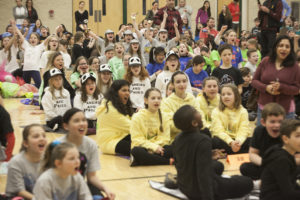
[196, 9, 208, 25]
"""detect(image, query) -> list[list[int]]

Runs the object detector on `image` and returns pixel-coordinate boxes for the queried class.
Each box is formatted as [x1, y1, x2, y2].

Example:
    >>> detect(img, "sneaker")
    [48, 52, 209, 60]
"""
[130, 154, 138, 167]
[164, 173, 178, 189]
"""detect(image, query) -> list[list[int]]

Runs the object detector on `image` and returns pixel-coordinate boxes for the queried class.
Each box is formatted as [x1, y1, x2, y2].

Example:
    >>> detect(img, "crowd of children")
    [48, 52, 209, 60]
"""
[1, 0, 300, 199]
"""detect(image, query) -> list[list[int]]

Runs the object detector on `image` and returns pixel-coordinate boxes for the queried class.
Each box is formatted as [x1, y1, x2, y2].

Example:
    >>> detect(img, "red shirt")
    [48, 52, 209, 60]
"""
[252, 57, 300, 113]
[199, 27, 218, 45]
[228, 2, 240, 22]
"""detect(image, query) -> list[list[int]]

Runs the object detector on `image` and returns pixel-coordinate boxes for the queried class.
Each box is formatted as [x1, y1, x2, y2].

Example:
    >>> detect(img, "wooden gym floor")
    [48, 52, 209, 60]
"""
[0, 98, 247, 200]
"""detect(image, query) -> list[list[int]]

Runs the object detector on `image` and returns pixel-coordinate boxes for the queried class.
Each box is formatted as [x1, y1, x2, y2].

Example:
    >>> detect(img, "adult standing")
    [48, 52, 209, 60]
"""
[13, 0, 28, 25]
[218, 5, 232, 31]
[195, 1, 211, 27]
[145, 1, 159, 21]
[252, 35, 300, 125]
[258, 0, 283, 58]
[25, 0, 38, 24]
[175, 0, 192, 27]
[154, 0, 183, 39]
[228, 0, 240, 33]
[281, 0, 291, 22]
[75, 1, 89, 32]
[199, 17, 218, 47]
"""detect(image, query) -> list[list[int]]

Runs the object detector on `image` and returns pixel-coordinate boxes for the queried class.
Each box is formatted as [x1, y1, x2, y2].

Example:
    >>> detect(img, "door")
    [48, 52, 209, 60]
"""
[73, 0, 123, 36]
[218, 0, 232, 16]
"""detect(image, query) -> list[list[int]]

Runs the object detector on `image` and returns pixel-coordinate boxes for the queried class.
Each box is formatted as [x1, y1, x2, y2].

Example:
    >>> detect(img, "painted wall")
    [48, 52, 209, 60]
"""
[0, 0, 72, 34]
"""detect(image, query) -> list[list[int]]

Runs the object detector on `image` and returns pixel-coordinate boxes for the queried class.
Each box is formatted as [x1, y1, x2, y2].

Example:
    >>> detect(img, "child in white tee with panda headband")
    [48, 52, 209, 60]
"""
[74, 72, 103, 133]
[41, 68, 72, 131]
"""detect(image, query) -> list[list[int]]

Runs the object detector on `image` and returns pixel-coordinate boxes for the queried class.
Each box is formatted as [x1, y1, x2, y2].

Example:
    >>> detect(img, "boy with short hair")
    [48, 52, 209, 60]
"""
[244, 49, 259, 75]
[251, 18, 260, 37]
[240, 67, 252, 109]
[240, 103, 285, 180]
[212, 44, 244, 93]
[260, 119, 300, 199]
[173, 105, 253, 200]
[185, 55, 208, 93]
[99, 45, 115, 65]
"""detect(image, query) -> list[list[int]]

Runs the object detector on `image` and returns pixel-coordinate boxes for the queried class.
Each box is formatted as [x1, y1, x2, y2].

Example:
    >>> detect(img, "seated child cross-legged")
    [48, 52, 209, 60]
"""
[130, 88, 173, 166]
[240, 103, 285, 180]
[211, 84, 251, 154]
[260, 119, 300, 200]
[172, 105, 253, 200]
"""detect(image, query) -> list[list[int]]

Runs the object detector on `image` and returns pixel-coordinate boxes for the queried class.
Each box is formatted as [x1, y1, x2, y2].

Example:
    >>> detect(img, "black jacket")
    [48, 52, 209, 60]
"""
[260, 145, 300, 200]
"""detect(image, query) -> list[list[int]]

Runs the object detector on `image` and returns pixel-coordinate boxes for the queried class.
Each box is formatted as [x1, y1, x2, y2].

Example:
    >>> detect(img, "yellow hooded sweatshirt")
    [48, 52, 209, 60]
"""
[96, 100, 131, 154]
[196, 93, 220, 129]
[130, 109, 171, 151]
[211, 106, 251, 145]
[161, 92, 204, 141]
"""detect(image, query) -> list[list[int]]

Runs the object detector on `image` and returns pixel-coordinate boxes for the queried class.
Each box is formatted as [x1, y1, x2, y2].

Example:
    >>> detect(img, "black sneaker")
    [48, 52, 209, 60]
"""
[164, 173, 178, 189]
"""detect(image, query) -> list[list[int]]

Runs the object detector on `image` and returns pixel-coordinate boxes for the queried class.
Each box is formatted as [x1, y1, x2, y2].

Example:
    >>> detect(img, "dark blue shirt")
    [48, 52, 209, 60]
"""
[185, 68, 208, 89]
[146, 61, 165, 75]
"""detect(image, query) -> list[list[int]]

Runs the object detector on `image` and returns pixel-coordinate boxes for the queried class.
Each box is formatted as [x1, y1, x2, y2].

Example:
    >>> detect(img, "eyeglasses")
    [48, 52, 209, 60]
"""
[79, 63, 87, 66]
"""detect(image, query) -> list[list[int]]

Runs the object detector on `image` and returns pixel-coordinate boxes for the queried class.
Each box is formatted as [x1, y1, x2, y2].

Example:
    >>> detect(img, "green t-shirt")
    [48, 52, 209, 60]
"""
[70, 71, 96, 89]
[108, 56, 124, 80]
[209, 50, 220, 72]
[241, 49, 248, 67]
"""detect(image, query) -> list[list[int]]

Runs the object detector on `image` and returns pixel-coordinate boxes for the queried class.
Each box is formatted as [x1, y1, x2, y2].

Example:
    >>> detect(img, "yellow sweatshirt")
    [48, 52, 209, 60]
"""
[161, 92, 204, 141]
[196, 93, 220, 128]
[211, 106, 251, 145]
[130, 109, 171, 151]
[96, 100, 131, 154]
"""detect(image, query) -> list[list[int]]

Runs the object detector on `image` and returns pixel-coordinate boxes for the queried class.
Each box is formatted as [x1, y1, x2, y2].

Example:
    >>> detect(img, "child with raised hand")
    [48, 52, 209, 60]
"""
[108, 42, 125, 80]
[146, 46, 165, 82]
[96, 80, 133, 156]
[240, 103, 285, 180]
[74, 73, 103, 132]
[161, 71, 204, 141]
[41, 68, 72, 130]
[215, 26, 243, 68]
[260, 119, 300, 200]
[196, 76, 220, 129]
[211, 84, 251, 154]
[130, 88, 172, 166]
[12, 20, 50, 88]
[185, 55, 209, 94]
[212, 44, 244, 93]
[39, 35, 59, 73]
[128, 39, 146, 67]
[124, 57, 151, 111]
[97, 64, 113, 95]
[56, 108, 115, 199]
[0, 31, 19, 75]
[71, 56, 96, 89]
[6, 124, 47, 200]
[178, 42, 194, 71]
[33, 142, 93, 200]
[172, 105, 253, 200]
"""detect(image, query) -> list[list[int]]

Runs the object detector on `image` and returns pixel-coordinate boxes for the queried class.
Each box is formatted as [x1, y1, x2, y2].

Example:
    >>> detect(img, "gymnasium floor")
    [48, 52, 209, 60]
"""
[0, 98, 246, 200]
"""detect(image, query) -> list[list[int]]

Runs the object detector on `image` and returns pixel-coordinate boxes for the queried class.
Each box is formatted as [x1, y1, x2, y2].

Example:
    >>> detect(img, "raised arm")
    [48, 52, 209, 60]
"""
[11, 20, 25, 44]
[214, 25, 227, 45]
[160, 10, 168, 29]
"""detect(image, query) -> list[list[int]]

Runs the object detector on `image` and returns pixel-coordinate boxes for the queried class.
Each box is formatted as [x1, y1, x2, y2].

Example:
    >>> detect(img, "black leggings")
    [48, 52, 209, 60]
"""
[212, 137, 251, 155]
[131, 145, 173, 166]
[46, 116, 63, 129]
[240, 162, 261, 180]
[214, 175, 253, 200]
[115, 135, 131, 156]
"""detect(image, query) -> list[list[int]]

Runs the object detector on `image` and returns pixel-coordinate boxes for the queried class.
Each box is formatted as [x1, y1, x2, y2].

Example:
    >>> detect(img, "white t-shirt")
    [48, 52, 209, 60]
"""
[39, 50, 55, 69]
[243, 62, 257, 75]
[22, 40, 45, 71]
[130, 76, 151, 109]
[33, 168, 92, 200]
[155, 70, 193, 97]
[74, 93, 103, 120]
[152, 38, 177, 52]
[0, 44, 19, 73]
[41, 87, 72, 121]
[61, 51, 71, 69]
[6, 151, 40, 197]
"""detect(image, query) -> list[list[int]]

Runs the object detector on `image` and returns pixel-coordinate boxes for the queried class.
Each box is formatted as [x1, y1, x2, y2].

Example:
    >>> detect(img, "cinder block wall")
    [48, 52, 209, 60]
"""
[0, 0, 72, 34]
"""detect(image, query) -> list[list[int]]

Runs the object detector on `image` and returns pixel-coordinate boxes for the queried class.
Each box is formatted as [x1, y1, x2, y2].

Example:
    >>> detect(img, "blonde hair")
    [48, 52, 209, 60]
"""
[48, 75, 65, 100]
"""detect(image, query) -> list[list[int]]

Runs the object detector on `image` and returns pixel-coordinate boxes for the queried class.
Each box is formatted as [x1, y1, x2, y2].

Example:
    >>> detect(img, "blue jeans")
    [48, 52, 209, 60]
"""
[256, 107, 295, 126]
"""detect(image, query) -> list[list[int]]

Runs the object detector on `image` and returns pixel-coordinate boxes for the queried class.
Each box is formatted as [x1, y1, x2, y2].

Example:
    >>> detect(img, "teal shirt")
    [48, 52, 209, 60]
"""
[108, 56, 124, 80]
